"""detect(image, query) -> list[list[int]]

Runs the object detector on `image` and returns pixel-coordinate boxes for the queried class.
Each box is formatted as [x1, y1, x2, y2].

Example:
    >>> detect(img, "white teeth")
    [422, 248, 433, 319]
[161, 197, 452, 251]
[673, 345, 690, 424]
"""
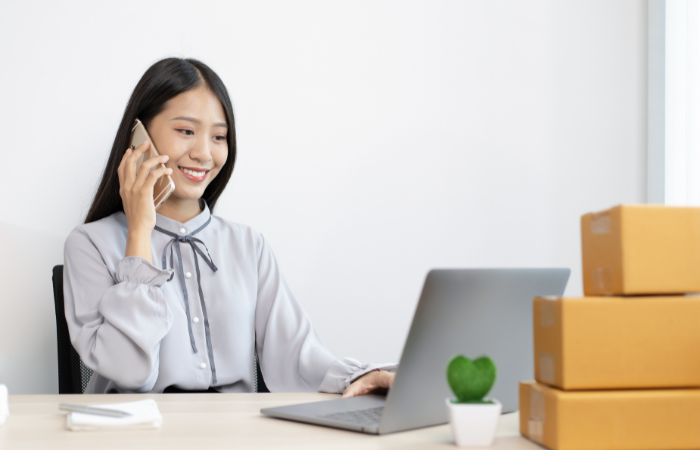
[181, 168, 206, 177]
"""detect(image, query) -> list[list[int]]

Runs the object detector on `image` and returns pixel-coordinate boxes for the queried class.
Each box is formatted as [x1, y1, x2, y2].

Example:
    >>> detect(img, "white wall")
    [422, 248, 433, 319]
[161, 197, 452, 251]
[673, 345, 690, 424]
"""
[0, 1, 646, 394]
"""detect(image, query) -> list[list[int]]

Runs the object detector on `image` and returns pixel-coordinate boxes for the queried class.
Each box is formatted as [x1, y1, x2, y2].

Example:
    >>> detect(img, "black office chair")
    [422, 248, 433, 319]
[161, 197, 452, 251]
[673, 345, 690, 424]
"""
[52, 265, 269, 393]
[52, 265, 93, 394]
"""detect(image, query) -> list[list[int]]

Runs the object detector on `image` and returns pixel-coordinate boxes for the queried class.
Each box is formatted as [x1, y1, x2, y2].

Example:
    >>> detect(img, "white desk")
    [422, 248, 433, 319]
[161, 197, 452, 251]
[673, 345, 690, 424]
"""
[1, 393, 541, 449]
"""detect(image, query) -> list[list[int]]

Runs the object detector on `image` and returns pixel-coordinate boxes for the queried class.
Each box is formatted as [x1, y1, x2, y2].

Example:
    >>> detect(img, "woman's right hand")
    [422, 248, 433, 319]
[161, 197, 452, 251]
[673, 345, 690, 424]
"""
[117, 140, 173, 262]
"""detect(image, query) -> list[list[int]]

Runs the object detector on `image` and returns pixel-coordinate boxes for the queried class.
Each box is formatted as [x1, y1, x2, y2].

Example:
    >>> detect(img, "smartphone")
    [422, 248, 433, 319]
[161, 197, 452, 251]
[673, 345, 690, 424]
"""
[129, 119, 176, 210]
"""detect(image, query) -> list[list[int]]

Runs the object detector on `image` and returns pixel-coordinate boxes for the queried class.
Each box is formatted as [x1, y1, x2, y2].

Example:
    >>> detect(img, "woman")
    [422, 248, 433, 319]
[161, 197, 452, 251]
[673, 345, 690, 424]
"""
[64, 58, 395, 395]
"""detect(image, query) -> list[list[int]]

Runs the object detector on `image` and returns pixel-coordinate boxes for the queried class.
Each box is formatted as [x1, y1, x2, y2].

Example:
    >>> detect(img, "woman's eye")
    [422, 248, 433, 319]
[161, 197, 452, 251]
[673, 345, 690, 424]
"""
[214, 136, 226, 142]
[177, 129, 194, 136]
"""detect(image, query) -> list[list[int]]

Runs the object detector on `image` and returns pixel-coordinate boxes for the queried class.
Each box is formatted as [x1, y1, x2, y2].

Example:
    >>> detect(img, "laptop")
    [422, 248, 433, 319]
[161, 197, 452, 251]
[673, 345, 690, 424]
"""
[261, 268, 570, 434]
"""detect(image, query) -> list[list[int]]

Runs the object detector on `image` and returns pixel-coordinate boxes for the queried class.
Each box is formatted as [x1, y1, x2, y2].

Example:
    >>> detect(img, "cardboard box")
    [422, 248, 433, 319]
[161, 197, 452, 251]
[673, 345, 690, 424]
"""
[581, 204, 700, 295]
[533, 296, 700, 390]
[519, 381, 700, 450]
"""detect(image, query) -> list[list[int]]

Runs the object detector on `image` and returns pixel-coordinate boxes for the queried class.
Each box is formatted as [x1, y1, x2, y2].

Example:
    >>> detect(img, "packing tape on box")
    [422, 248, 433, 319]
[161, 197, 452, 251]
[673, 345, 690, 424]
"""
[538, 352, 555, 384]
[540, 296, 558, 327]
[590, 211, 611, 234]
[528, 385, 545, 444]
[0, 384, 8, 426]
[593, 266, 613, 293]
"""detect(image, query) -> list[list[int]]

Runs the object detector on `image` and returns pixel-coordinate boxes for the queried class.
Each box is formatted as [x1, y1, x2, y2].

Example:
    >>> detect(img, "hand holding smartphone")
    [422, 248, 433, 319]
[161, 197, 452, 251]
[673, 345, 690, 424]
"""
[129, 119, 176, 210]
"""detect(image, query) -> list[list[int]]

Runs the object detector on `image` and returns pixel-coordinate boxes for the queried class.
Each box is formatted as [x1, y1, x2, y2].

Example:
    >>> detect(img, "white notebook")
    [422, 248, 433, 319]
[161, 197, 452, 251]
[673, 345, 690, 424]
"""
[66, 399, 162, 431]
[0, 384, 8, 426]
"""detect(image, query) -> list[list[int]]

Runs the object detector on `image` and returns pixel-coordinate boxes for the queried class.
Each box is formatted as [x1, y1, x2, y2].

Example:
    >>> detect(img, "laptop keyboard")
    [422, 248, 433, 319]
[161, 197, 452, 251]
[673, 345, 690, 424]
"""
[318, 406, 384, 426]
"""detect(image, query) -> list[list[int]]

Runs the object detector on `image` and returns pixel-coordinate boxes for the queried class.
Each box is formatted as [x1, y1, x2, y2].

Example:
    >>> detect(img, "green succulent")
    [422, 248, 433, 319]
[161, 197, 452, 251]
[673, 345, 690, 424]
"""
[446, 355, 497, 403]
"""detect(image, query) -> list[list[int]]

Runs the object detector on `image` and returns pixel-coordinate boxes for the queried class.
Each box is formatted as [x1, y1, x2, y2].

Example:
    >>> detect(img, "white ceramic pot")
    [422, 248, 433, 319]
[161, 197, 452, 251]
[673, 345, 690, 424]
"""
[0, 384, 8, 426]
[445, 398, 502, 447]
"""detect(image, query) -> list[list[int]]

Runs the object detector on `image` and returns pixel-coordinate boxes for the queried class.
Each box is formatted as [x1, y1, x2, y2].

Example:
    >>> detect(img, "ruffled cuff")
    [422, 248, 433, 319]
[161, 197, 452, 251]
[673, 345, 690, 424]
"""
[116, 257, 173, 287]
[318, 357, 398, 394]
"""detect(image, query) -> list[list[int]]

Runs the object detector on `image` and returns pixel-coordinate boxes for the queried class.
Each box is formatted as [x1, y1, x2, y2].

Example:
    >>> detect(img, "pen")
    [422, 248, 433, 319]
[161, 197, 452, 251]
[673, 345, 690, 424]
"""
[58, 403, 132, 418]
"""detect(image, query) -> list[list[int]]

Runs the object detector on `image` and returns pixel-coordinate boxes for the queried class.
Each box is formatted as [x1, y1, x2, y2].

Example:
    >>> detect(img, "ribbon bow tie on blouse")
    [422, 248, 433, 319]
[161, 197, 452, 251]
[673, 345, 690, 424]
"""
[154, 217, 219, 383]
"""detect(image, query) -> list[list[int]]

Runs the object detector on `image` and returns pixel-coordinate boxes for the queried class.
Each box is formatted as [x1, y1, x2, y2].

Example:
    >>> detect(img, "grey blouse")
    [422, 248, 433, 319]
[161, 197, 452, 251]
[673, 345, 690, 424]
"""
[64, 201, 394, 394]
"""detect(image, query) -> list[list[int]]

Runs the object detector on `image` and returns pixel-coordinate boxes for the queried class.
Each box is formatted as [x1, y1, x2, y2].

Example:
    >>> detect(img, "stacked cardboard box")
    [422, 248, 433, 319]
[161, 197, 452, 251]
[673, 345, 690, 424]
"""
[520, 205, 700, 450]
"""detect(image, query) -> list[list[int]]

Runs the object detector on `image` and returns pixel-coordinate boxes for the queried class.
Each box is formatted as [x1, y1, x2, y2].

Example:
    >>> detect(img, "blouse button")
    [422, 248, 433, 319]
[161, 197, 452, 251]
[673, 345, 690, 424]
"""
[179, 227, 187, 235]
[192, 317, 200, 324]
[199, 363, 207, 370]
[185, 272, 192, 279]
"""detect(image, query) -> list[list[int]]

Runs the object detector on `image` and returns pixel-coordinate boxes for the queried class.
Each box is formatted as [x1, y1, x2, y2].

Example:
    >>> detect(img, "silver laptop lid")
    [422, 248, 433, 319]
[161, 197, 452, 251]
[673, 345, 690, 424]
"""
[379, 268, 569, 434]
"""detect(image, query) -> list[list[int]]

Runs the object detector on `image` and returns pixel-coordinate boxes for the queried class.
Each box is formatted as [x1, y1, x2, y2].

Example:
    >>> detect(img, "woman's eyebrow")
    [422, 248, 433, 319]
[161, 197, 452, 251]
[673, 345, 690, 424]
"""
[170, 116, 228, 128]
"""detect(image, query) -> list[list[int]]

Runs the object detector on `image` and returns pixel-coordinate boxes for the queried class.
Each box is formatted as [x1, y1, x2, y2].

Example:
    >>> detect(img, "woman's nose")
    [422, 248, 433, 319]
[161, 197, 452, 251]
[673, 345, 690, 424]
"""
[189, 136, 212, 163]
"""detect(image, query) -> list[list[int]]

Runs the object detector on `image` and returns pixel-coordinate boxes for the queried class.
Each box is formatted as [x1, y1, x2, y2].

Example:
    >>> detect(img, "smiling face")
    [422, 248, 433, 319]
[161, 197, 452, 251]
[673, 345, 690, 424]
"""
[146, 85, 229, 214]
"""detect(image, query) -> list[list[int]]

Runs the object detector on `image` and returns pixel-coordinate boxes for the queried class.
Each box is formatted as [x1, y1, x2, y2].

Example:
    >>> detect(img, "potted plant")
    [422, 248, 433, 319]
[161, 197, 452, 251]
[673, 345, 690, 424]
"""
[445, 355, 501, 447]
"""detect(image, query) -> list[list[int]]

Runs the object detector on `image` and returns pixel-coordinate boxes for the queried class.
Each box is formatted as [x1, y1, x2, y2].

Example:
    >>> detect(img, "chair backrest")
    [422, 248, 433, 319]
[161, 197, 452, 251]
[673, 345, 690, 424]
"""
[52, 264, 269, 393]
[52, 265, 93, 394]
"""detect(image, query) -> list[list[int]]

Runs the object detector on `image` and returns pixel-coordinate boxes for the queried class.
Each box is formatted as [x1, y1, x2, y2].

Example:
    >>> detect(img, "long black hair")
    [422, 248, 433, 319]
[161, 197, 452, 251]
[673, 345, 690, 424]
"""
[85, 58, 236, 224]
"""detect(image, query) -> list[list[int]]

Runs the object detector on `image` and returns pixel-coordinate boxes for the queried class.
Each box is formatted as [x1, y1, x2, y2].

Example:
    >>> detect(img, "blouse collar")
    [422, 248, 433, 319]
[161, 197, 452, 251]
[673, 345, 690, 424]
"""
[154, 198, 212, 236]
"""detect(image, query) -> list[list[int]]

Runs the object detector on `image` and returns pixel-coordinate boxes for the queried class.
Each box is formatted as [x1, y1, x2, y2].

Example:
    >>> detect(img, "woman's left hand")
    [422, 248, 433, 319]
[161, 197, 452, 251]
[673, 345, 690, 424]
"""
[342, 370, 396, 398]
